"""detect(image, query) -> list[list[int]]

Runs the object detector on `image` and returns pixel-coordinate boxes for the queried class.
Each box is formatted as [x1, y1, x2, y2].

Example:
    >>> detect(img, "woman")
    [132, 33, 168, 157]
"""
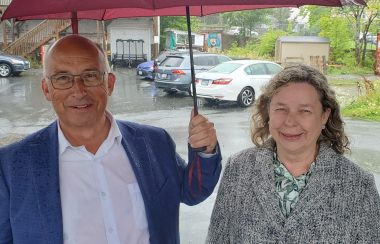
[207, 64, 380, 243]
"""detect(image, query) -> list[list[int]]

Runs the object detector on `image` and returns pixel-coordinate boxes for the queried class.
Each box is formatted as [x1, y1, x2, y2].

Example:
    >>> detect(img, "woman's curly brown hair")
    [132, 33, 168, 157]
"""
[251, 64, 350, 154]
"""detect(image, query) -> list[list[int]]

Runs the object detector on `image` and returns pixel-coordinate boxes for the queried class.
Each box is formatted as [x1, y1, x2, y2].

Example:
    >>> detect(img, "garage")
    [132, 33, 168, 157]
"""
[108, 18, 153, 66]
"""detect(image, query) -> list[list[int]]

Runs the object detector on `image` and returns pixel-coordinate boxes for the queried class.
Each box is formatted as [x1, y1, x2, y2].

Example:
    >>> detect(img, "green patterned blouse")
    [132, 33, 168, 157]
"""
[274, 151, 315, 218]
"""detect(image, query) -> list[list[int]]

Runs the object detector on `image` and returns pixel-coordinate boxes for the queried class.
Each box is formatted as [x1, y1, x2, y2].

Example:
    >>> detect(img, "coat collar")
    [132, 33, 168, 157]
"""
[250, 141, 339, 227]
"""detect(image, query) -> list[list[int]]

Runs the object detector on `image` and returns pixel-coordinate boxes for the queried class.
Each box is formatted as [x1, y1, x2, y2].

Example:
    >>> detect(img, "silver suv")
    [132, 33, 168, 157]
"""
[155, 53, 231, 95]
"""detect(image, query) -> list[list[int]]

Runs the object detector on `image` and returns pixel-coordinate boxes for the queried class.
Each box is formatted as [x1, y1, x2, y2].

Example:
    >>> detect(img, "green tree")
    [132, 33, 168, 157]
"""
[271, 8, 292, 31]
[256, 29, 288, 57]
[318, 13, 352, 64]
[300, 6, 331, 35]
[222, 9, 271, 36]
[303, 2, 380, 67]
[340, 0, 380, 66]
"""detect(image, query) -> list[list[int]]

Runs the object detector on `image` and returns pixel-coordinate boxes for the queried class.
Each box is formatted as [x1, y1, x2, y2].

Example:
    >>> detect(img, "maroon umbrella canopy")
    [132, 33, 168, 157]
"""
[1, 0, 365, 21]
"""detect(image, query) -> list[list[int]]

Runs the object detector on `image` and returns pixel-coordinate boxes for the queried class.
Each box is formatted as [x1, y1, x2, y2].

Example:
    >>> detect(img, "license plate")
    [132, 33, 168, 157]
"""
[201, 80, 209, 86]
[138, 71, 142, 75]
[161, 73, 167, 79]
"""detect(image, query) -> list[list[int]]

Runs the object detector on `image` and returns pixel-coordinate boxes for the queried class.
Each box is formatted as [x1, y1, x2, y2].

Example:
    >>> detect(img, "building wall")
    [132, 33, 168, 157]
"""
[107, 18, 153, 61]
[1, 18, 155, 62]
[0, 20, 42, 45]
[277, 42, 329, 66]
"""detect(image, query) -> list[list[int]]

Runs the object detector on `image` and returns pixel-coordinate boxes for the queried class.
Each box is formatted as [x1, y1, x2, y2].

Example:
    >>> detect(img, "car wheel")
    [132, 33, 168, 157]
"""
[237, 87, 255, 107]
[0, 63, 12, 77]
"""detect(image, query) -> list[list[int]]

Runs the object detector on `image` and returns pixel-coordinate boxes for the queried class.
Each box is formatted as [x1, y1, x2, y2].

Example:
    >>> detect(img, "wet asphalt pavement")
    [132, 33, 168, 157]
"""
[1, 68, 380, 243]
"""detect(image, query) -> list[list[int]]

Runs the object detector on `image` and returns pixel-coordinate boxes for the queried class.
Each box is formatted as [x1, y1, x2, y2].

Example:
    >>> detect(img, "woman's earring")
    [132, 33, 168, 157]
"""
[322, 124, 326, 129]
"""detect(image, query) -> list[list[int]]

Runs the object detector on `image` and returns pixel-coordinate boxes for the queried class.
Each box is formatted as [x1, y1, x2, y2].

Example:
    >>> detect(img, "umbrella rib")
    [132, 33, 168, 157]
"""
[101, 9, 106, 20]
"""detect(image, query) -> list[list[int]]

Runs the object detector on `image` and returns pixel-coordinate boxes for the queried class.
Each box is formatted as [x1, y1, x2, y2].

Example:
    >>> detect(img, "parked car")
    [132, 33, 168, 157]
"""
[136, 51, 170, 80]
[155, 53, 232, 95]
[136, 49, 201, 80]
[367, 35, 377, 44]
[195, 60, 282, 107]
[359, 33, 377, 45]
[136, 60, 156, 80]
[0, 52, 31, 77]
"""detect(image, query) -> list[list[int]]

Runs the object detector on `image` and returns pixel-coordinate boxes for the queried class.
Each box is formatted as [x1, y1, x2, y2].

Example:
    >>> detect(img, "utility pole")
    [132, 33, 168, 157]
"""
[152, 16, 160, 59]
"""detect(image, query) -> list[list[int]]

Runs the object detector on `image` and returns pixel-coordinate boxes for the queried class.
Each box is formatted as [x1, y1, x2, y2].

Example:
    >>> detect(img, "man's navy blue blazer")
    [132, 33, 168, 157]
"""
[0, 120, 222, 244]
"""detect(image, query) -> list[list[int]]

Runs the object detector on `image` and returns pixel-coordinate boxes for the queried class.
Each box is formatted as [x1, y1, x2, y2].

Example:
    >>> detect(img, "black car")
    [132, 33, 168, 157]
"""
[0, 52, 31, 77]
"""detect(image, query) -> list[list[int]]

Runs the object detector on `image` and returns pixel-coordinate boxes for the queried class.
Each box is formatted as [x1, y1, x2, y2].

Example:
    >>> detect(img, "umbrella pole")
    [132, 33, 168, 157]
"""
[186, 5, 199, 116]
[71, 11, 79, 34]
[186, 6, 206, 152]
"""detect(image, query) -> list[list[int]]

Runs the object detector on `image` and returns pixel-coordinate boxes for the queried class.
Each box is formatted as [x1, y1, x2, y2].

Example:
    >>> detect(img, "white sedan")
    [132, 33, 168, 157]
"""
[195, 60, 282, 107]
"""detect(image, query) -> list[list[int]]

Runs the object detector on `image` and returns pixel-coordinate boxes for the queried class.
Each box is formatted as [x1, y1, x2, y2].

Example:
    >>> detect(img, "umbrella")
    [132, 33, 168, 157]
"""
[2, 1, 365, 21]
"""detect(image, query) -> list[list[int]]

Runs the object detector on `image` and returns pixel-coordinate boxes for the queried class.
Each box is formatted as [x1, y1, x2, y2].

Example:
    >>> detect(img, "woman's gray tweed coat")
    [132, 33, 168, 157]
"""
[207, 142, 380, 243]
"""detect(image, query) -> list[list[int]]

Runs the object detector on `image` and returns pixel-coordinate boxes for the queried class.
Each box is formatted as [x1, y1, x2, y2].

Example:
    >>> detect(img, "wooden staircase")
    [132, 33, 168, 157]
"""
[3, 19, 71, 56]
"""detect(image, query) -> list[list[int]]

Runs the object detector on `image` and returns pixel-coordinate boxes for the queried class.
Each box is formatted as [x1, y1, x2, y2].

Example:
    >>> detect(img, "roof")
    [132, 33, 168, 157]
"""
[277, 36, 329, 44]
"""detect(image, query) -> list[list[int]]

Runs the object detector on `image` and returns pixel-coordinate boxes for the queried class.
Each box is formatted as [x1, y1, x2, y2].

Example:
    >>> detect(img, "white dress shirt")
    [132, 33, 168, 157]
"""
[58, 113, 150, 244]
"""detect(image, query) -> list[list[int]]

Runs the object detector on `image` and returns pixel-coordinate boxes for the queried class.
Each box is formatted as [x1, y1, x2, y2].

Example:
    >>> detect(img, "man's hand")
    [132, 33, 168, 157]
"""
[188, 110, 217, 154]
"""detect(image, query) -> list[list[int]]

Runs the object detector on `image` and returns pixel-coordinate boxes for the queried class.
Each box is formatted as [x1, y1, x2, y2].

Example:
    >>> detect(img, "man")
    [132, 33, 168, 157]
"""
[0, 35, 222, 244]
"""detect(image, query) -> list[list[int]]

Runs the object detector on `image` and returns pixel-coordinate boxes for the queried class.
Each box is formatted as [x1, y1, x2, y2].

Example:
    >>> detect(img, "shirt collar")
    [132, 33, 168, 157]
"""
[273, 149, 316, 179]
[58, 111, 122, 155]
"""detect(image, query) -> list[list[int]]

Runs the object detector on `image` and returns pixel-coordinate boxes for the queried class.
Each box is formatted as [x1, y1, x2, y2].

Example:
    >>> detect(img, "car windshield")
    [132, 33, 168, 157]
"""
[160, 56, 184, 67]
[208, 63, 242, 74]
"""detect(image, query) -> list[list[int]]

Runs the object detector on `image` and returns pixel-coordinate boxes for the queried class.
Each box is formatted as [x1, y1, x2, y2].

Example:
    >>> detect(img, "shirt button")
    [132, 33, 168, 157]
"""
[101, 191, 106, 197]
[108, 228, 114, 233]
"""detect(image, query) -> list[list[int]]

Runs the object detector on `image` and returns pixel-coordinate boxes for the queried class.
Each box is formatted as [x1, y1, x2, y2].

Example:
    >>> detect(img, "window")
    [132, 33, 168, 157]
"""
[265, 63, 282, 74]
[176, 33, 195, 45]
[245, 63, 267, 75]
[194, 56, 216, 66]
[208, 63, 242, 74]
[217, 55, 231, 63]
[160, 56, 184, 67]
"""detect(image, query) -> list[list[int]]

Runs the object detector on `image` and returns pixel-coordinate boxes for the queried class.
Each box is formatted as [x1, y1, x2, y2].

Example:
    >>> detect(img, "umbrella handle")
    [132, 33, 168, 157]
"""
[192, 146, 207, 152]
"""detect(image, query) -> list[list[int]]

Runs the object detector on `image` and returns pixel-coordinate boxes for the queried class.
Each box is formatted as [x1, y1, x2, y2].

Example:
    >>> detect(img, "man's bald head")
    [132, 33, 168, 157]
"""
[43, 35, 110, 77]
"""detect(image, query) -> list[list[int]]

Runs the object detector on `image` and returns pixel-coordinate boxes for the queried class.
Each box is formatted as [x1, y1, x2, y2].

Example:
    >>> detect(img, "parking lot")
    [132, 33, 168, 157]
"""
[1, 67, 380, 243]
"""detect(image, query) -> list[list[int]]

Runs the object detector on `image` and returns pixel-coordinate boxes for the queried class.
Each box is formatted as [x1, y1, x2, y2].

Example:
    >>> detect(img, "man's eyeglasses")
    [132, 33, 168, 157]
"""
[48, 71, 106, 90]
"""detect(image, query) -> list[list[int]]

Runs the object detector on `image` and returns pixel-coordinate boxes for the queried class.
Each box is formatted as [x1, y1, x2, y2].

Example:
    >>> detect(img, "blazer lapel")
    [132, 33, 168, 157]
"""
[285, 152, 335, 224]
[116, 121, 175, 243]
[252, 150, 286, 228]
[117, 121, 167, 204]
[29, 122, 63, 244]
